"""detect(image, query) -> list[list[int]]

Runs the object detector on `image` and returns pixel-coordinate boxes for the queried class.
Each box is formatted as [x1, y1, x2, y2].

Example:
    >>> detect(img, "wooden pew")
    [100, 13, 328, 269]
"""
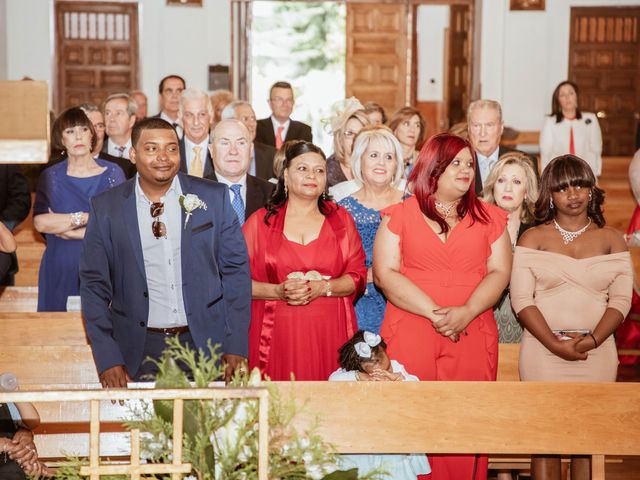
[1, 382, 637, 479]
[0, 286, 38, 311]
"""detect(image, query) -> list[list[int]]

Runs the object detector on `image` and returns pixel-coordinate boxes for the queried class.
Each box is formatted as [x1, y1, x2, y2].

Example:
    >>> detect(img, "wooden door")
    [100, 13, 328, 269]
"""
[569, 7, 640, 155]
[446, 4, 472, 127]
[54, 1, 139, 113]
[346, 3, 408, 115]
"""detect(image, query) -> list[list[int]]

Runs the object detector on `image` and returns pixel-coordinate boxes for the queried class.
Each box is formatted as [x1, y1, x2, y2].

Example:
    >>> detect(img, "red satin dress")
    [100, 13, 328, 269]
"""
[617, 207, 640, 366]
[243, 202, 366, 381]
[380, 196, 507, 480]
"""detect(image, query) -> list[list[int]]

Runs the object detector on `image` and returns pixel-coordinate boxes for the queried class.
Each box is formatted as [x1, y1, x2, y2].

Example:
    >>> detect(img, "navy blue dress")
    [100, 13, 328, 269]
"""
[34, 159, 125, 311]
[338, 196, 387, 333]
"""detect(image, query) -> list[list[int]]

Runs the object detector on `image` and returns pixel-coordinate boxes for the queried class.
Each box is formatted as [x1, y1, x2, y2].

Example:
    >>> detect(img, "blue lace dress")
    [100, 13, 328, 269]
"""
[338, 196, 387, 333]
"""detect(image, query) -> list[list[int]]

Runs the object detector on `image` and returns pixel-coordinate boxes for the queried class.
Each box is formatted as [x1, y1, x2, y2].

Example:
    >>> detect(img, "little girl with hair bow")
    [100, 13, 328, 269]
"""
[329, 330, 431, 479]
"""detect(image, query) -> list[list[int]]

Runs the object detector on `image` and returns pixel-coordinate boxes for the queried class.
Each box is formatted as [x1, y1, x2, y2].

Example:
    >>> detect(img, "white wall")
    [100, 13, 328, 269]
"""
[416, 5, 448, 102]
[480, 0, 640, 131]
[2, 0, 230, 113]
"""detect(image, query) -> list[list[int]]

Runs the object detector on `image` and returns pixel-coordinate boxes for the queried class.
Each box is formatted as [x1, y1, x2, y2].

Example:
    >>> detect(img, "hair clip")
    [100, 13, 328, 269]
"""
[363, 331, 382, 347]
[355, 342, 372, 359]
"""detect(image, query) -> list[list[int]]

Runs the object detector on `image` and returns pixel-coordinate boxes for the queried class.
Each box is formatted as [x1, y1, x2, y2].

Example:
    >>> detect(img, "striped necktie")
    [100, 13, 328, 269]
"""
[230, 184, 245, 225]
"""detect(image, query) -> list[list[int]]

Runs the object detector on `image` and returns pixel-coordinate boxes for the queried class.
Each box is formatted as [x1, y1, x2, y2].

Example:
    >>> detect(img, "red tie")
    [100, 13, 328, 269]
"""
[276, 126, 285, 149]
[569, 125, 575, 155]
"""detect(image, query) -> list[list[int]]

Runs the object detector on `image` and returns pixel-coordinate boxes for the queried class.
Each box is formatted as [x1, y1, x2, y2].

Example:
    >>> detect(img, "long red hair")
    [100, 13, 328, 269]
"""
[408, 133, 489, 234]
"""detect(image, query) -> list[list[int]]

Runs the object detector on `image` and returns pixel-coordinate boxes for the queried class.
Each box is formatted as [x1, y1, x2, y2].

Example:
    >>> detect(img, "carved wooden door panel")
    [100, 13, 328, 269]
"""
[569, 7, 640, 155]
[55, 1, 139, 113]
[446, 4, 471, 126]
[346, 3, 407, 114]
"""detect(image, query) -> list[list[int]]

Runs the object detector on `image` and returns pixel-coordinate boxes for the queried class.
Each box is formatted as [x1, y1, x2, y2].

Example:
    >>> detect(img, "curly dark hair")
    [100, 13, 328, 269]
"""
[264, 140, 334, 225]
[535, 154, 605, 227]
[337, 330, 388, 373]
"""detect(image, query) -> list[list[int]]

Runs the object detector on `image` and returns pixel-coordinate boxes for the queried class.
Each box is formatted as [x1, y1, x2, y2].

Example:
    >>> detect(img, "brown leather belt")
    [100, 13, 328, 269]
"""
[147, 326, 189, 335]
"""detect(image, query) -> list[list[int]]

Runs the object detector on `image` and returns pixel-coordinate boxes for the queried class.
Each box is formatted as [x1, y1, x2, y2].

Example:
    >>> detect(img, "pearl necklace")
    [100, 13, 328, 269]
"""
[553, 218, 592, 244]
[435, 200, 458, 219]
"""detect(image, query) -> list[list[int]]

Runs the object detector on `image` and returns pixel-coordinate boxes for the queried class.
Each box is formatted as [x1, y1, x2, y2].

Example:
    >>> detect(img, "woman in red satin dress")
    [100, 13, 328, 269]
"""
[243, 141, 366, 381]
[373, 133, 512, 480]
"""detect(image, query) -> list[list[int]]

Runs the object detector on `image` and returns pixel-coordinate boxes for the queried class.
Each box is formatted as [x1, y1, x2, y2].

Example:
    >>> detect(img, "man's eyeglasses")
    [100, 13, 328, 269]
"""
[150, 202, 166, 239]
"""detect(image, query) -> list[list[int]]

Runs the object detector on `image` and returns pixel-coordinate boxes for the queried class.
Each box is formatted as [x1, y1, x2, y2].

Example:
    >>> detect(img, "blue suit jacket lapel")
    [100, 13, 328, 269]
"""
[178, 173, 193, 279]
[122, 180, 147, 280]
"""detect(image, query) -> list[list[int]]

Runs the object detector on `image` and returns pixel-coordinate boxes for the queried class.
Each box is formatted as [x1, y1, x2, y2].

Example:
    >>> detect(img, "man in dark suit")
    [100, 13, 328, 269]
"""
[221, 100, 276, 180]
[207, 119, 274, 223]
[255, 81, 312, 149]
[178, 88, 214, 178]
[79, 103, 136, 178]
[79, 117, 251, 387]
[0, 165, 31, 285]
[153, 75, 186, 138]
[467, 99, 539, 195]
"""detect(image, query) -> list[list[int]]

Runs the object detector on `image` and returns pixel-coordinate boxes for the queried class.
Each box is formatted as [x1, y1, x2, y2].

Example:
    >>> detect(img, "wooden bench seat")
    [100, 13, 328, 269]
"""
[0, 286, 38, 312]
[1, 382, 638, 479]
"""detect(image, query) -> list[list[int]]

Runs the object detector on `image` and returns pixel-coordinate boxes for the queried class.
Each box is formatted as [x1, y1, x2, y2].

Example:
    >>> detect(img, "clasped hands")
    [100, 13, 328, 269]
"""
[551, 333, 594, 361]
[1, 429, 50, 476]
[429, 305, 474, 342]
[277, 278, 325, 306]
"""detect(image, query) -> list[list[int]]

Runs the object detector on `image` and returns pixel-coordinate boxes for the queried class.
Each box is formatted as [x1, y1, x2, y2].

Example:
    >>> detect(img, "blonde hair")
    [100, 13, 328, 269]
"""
[482, 151, 538, 224]
[467, 99, 503, 124]
[350, 125, 404, 187]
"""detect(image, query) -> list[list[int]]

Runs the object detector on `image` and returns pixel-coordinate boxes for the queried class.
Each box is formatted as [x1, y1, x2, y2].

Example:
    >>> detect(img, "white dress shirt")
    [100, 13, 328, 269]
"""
[184, 137, 210, 175]
[476, 148, 500, 185]
[160, 111, 184, 138]
[215, 172, 248, 206]
[107, 138, 132, 159]
[271, 116, 290, 141]
[135, 175, 188, 328]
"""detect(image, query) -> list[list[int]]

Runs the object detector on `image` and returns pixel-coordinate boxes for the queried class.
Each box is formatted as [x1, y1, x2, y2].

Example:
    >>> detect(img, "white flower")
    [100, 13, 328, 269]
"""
[179, 193, 208, 228]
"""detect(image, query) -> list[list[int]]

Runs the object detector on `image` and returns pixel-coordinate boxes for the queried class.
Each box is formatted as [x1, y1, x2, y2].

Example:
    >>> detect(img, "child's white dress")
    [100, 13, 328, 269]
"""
[328, 360, 431, 479]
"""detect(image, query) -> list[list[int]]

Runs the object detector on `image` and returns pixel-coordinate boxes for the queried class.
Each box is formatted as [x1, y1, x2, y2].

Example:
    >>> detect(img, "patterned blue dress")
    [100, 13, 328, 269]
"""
[338, 196, 387, 333]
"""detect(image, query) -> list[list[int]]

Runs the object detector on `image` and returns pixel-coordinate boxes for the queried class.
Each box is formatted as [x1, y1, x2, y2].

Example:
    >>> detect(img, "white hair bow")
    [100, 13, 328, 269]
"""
[354, 342, 372, 359]
[363, 331, 381, 347]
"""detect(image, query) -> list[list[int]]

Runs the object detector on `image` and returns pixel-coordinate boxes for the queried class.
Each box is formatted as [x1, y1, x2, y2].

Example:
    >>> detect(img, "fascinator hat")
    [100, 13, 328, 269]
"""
[321, 97, 365, 135]
[354, 331, 383, 359]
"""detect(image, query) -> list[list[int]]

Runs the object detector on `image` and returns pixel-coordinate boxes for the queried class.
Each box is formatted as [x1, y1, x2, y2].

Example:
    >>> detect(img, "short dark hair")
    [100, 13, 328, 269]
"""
[338, 330, 388, 373]
[269, 81, 293, 99]
[535, 154, 605, 227]
[131, 117, 178, 148]
[158, 74, 186, 94]
[51, 107, 97, 154]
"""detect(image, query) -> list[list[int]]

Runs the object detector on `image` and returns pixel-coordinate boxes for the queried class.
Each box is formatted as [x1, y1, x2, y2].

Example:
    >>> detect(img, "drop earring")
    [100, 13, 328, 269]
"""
[550, 198, 554, 209]
[322, 191, 326, 201]
[588, 191, 593, 202]
[284, 183, 288, 197]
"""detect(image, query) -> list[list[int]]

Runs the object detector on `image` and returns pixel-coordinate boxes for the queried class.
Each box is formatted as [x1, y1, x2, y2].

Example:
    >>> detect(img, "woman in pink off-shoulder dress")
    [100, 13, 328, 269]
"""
[510, 154, 633, 480]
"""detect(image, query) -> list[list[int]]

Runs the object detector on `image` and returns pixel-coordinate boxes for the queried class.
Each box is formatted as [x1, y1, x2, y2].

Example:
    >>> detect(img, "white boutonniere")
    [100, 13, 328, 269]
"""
[179, 194, 207, 228]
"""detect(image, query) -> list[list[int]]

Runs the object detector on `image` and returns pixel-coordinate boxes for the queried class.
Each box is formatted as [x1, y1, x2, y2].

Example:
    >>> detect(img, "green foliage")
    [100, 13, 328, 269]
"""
[271, 2, 345, 76]
[50, 337, 382, 480]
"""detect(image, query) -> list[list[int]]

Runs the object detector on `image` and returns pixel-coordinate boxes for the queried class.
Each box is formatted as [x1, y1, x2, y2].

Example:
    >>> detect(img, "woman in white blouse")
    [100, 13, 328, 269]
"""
[540, 81, 602, 176]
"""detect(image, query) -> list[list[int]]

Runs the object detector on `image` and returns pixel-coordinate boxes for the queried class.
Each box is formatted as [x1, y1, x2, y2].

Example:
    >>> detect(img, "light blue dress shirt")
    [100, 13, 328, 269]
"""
[135, 175, 188, 328]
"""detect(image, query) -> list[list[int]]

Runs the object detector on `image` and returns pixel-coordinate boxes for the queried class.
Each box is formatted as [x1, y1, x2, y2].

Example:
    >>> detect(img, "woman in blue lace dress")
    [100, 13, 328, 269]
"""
[338, 126, 405, 333]
[34, 108, 125, 311]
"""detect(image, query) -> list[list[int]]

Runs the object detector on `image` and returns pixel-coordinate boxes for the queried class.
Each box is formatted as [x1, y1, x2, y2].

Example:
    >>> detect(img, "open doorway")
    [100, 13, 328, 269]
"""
[250, 2, 346, 153]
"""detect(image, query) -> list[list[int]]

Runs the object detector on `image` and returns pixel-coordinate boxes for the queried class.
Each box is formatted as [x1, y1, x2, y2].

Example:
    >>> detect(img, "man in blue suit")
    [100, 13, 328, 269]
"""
[79, 117, 251, 387]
